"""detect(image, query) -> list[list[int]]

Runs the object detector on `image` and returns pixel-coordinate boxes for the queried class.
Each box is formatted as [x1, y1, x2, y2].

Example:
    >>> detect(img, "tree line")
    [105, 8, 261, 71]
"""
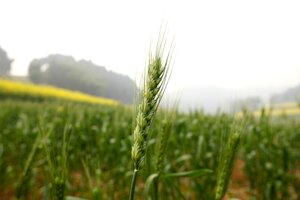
[0, 46, 137, 104]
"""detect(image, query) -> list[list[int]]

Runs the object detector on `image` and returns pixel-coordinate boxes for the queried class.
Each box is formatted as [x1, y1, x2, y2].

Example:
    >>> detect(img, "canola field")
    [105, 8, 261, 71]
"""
[0, 79, 118, 106]
[252, 102, 300, 117]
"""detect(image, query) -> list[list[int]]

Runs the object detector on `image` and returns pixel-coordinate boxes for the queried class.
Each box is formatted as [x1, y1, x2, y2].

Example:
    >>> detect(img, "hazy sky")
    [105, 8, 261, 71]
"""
[1, 0, 300, 92]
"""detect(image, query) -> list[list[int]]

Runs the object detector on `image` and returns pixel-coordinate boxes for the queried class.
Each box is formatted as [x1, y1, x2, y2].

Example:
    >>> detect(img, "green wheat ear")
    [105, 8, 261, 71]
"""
[155, 115, 173, 175]
[215, 131, 241, 200]
[129, 33, 174, 200]
[131, 37, 173, 171]
[54, 177, 65, 200]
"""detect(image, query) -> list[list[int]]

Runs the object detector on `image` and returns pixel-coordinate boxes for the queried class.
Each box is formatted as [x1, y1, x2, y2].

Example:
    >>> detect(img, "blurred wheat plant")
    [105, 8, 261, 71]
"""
[41, 124, 72, 200]
[144, 111, 213, 200]
[16, 118, 53, 199]
[82, 159, 102, 200]
[144, 117, 172, 200]
[215, 129, 241, 200]
[129, 36, 173, 200]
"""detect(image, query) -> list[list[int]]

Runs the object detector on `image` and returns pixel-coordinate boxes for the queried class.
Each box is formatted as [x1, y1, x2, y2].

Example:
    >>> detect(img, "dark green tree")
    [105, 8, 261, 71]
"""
[0, 46, 13, 76]
[28, 54, 137, 104]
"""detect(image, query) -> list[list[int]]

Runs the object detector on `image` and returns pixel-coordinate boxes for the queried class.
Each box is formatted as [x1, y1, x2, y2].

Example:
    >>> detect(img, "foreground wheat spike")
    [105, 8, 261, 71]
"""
[129, 38, 172, 200]
[215, 131, 241, 200]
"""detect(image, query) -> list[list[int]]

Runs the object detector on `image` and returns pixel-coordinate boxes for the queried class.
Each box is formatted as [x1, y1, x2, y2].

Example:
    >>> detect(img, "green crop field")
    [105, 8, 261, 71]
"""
[1, 98, 300, 200]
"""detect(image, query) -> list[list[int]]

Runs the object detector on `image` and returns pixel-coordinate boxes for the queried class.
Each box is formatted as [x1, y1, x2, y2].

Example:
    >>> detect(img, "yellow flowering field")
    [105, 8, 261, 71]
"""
[272, 101, 299, 109]
[0, 79, 118, 106]
[236, 102, 300, 118]
[252, 107, 300, 117]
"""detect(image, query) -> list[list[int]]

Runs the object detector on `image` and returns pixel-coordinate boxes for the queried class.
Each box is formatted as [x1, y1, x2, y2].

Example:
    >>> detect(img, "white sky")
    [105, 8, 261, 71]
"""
[1, 0, 300, 92]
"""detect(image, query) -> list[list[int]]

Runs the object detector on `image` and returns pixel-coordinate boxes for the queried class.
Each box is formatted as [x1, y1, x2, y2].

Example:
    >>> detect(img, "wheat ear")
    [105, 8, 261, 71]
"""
[129, 35, 173, 200]
[215, 131, 240, 200]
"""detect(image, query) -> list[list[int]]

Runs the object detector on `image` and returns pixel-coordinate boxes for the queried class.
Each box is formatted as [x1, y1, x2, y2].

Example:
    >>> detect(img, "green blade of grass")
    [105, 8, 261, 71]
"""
[162, 169, 213, 179]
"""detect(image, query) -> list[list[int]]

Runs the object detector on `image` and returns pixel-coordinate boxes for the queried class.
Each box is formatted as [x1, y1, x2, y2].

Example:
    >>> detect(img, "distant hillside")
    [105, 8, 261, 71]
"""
[28, 54, 137, 104]
[166, 86, 233, 113]
[166, 85, 289, 113]
[270, 84, 300, 103]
